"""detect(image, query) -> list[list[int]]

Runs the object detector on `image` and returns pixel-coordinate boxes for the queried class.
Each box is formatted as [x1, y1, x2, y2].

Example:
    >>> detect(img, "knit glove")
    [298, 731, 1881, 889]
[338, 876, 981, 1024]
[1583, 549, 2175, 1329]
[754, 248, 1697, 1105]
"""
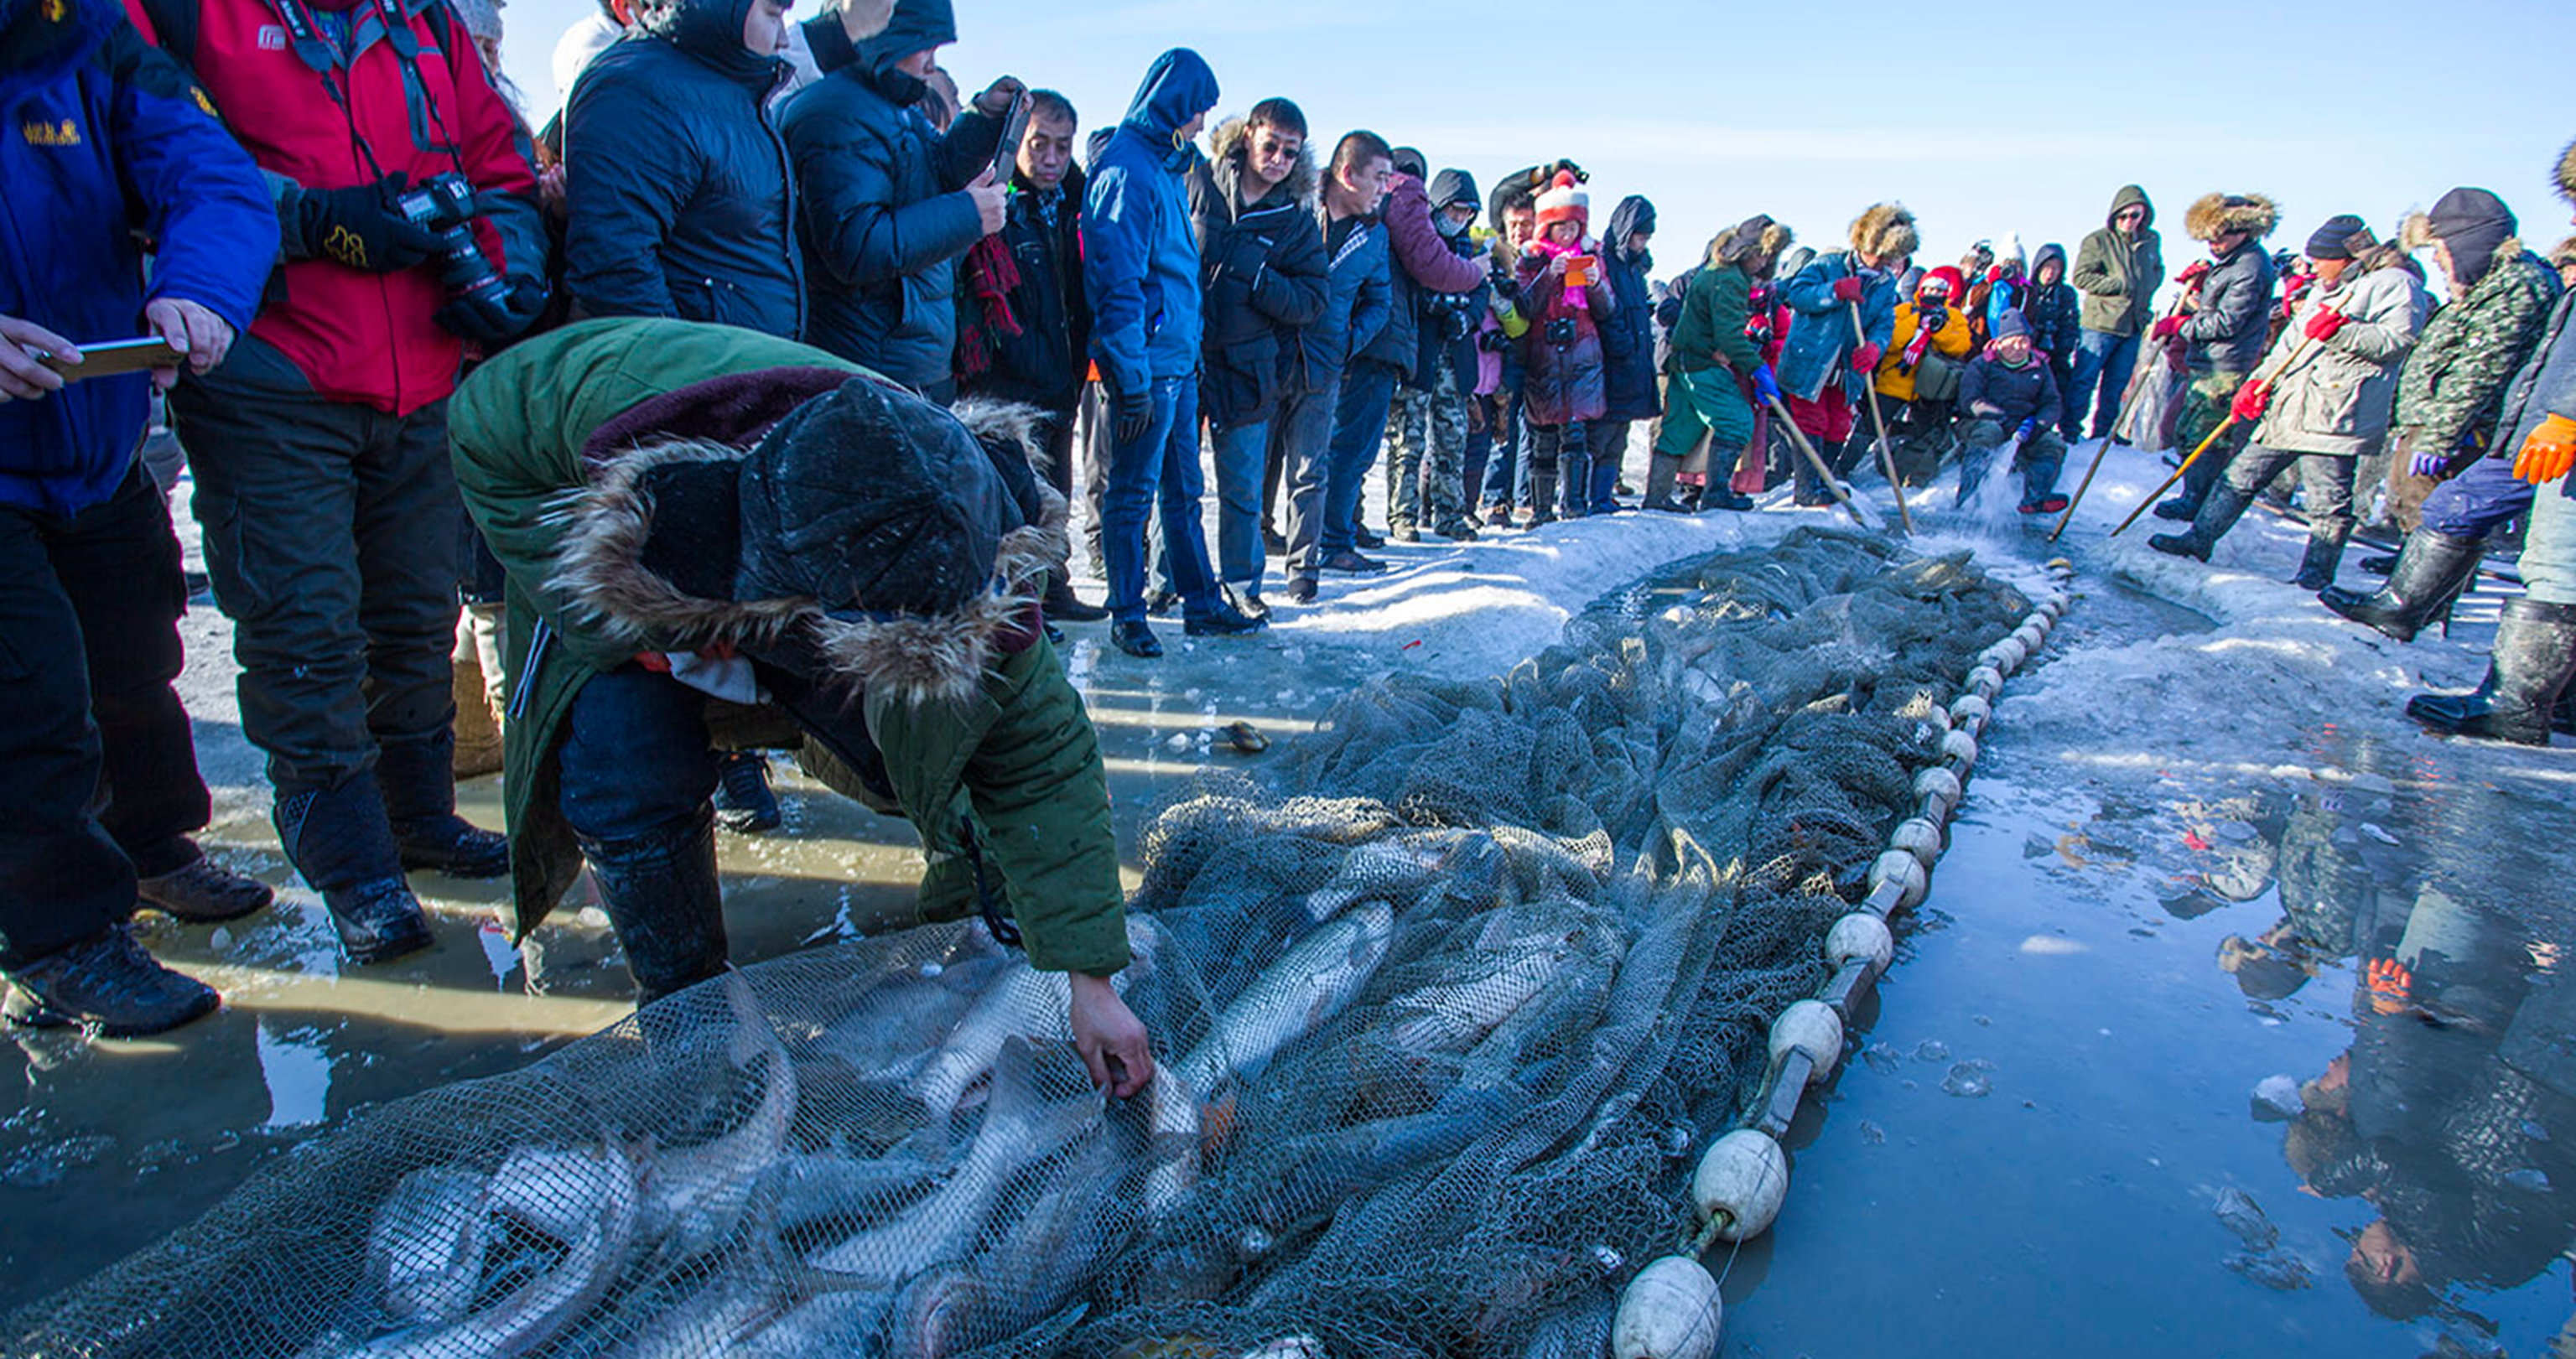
[1849, 342, 1881, 374]
[434, 278, 548, 346]
[2014, 418, 2037, 442]
[1831, 276, 1866, 303]
[2174, 261, 2211, 289]
[2512, 413, 2576, 486]
[1902, 325, 1933, 369]
[2408, 448, 2450, 480]
[2151, 314, 2185, 341]
[2230, 380, 2271, 424]
[2303, 308, 2348, 341]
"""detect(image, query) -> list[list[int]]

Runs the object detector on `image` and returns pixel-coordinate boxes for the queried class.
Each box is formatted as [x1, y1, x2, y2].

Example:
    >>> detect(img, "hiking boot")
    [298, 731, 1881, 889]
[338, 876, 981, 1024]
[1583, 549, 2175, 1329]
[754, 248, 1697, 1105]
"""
[1043, 576, 1109, 624]
[1352, 525, 1385, 551]
[325, 876, 434, 965]
[2319, 528, 2484, 644]
[1483, 504, 1515, 528]
[3, 926, 217, 1037]
[1223, 584, 1270, 625]
[1390, 521, 1421, 543]
[136, 850, 273, 924]
[581, 809, 727, 1006]
[1320, 550, 1388, 576]
[1145, 589, 1181, 617]
[1185, 599, 1269, 636]
[377, 733, 509, 879]
[1285, 577, 1318, 604]
[1111, 620, 1163, 658]
[1701, 489, 1755, 513]
[1431, 520, 1480, 542]
[2407, 597, 2576, 746]
[2022, 495, 2070, 516]
[713, 751, 782, 833]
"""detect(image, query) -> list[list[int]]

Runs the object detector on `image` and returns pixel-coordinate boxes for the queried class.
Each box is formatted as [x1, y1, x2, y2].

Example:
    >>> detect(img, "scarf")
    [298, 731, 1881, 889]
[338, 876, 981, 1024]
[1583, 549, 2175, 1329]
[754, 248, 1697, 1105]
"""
[956, 225, 1026, 380]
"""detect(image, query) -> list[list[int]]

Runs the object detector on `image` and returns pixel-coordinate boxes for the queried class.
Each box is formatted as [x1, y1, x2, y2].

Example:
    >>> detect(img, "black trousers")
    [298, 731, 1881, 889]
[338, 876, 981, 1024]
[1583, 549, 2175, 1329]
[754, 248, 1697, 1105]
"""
[0, 464, 211, 969]
[169, 343, 462, 801]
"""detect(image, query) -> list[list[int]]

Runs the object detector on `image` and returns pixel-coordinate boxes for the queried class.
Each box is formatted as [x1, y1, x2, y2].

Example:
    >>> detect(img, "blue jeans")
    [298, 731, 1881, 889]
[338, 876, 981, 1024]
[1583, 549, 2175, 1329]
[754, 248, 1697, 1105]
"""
[1208, 418, 1270, 591]
[1321, 361, 1400, 556]
[1103, 376, 1219, 623]
[2420, 454, 2537, 542]
[2064, 328, 2141, 441]
[559, 664, 719, 844]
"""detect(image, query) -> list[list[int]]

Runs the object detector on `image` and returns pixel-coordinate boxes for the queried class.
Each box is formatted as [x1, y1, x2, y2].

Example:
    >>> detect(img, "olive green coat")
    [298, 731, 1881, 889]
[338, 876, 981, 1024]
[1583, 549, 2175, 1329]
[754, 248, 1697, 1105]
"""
[445, 318, 1131, 977]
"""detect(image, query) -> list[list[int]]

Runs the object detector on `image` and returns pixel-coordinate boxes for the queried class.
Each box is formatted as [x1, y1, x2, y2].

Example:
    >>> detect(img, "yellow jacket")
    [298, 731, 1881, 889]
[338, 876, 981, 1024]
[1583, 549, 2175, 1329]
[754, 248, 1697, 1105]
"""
[1873, 303, 1973, 402]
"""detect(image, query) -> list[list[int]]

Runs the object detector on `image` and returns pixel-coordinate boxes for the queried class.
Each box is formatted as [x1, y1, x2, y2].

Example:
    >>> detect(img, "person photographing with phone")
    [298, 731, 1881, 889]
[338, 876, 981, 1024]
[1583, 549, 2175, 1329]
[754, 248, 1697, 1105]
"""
[781, 0, 1025, 403]
[2, 0, 278, 1033]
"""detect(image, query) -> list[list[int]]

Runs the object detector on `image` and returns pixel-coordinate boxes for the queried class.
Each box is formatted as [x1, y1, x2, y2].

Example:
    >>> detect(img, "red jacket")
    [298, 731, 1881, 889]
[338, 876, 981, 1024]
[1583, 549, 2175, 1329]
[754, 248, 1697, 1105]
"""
[127, 0, 541, 414]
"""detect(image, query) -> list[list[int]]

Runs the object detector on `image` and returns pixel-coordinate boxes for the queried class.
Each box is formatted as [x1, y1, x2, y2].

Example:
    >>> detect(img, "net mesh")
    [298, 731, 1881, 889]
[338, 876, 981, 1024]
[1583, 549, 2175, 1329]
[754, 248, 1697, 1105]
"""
[7, 526, 2024, 1359]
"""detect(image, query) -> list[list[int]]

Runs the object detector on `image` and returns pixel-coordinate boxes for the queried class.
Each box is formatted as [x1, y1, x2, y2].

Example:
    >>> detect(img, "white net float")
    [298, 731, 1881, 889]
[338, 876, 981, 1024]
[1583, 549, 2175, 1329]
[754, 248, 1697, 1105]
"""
[1890, 817, 1944, 869]
[1914, 765, 1963, 816]
[1768, 999, 1845, 1077]
[1948, 693, 1992, 734]
[1612, 1256, 1723, 1359]
[1690, 1130, 1789, 1242]
[1940, 729, 1979, 770]
[1826, 911, 1894, 973]
[1969, 666, 2005, 701]
[1868, 851, 1929, 911]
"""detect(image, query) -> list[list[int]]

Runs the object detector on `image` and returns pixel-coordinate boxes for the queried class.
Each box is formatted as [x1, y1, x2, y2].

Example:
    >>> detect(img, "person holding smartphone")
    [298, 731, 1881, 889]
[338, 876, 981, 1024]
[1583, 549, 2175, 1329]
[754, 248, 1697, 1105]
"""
[2, 0, 276, 1034]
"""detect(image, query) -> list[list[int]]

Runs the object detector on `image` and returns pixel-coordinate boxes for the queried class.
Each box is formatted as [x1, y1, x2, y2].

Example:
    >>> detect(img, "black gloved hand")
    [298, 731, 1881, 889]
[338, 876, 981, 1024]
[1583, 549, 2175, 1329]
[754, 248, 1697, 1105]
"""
[1478, 326, 1512, 354]
[434, 278, 549, 346]
[295, 174, 444, 273]
[1113, 382, 1154, 446]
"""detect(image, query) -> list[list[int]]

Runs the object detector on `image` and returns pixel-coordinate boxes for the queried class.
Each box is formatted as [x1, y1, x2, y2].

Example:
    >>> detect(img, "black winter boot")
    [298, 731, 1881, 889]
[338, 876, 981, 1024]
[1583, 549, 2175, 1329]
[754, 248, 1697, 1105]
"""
[1043, 573, 1109, 624]
[135, 842, 273, 923]
[3, 926, 218, 1036]
[2319, 529, 2484, 644]
[2148, 484, 2254, 563]
[2407, 598, 2576, 746]
[581, 809, 729, 1006]
[1640, 454, 1684, 512]
[275, 776, 435, 963]
[377, 733, 509, 878]
[1526, 469, 1558, 526]
[2359, 552, 2397, 577]
[2289, 527, 2351, 593]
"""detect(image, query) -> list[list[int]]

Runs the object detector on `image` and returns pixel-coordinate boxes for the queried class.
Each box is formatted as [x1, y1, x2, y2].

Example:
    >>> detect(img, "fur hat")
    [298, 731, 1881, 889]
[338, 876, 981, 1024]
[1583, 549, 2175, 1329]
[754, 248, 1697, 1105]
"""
[2184, 193, 2280, 242]
[2552, 235, 2576, 269]
[1535, 170, 1588, 232]
[1714, 214, 1792, 267]
[2558, 138, 2576, 208]
[1849, 203, 1919, 262]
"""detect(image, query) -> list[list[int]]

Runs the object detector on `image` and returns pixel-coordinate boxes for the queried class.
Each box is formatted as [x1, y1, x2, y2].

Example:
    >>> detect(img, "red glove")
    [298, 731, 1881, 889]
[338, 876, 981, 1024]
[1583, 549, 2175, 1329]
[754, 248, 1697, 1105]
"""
[1851, 342, 1882, 373]
[1985, 264, 2007, 283]
[2175, 261, 2211, 288]
[2304, 308, 2349, 341]
[2152, 314, 2186, 341]
[1831, 276, 1866, 303]
[1903, 325, 1934, 368]
[2230, 381, 2271, 423]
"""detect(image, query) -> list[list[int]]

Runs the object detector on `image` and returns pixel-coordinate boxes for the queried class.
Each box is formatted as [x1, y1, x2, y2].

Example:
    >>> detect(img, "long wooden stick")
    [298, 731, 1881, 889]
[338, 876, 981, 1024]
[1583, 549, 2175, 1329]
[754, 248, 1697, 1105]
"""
[1847, 299, 1915, 535]
[1763, 392, 1875, 531]
[2107, 328, 2332, 539]
[2052, 301, 2189, 542]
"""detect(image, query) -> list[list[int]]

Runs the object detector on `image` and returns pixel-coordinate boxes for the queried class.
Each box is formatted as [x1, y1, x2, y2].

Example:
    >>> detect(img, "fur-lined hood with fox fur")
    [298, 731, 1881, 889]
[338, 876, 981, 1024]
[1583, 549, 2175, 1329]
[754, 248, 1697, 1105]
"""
[2184, 192, 2280, 242]
[1206, 113, 1317, 211]
[548, 383, 1067, 708]
[1848, 203, 1919, 262]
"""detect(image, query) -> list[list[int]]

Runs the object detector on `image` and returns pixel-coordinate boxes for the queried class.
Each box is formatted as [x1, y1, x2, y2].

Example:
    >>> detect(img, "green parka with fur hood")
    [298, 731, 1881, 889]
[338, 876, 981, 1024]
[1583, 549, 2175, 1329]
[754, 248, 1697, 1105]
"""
[446, 318, 1132, 978]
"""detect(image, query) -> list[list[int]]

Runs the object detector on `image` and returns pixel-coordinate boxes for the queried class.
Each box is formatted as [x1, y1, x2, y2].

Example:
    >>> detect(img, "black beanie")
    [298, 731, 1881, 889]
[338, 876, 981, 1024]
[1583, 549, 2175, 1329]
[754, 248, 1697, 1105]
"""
[2305, 215, 2371, 261]
[732, 378, 1012, 619]
[2428, 187, 2517, 288]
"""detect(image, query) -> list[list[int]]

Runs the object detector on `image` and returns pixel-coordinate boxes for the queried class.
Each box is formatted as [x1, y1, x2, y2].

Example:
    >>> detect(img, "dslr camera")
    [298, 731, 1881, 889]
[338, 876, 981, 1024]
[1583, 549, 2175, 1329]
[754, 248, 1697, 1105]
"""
[1544, 315, 1578, 347]
[395, 173, 510, 312]
[1424, 291, 1476, 344]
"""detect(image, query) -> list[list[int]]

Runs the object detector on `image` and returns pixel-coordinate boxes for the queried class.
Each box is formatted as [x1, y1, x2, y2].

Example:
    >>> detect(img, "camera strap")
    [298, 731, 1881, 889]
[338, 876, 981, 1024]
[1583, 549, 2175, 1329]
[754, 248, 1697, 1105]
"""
[260, 0, 466, 170]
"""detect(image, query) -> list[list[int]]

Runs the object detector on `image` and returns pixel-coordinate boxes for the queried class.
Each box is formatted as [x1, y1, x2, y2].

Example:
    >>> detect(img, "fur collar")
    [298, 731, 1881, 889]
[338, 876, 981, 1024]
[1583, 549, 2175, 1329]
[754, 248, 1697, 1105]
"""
[1208, 114, 1317, 213]
[544, 398, 1066, 706]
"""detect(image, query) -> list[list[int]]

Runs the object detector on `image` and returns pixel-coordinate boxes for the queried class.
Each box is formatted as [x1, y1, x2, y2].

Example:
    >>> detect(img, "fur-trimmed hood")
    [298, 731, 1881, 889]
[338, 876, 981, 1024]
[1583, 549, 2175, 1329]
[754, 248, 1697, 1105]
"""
[1849, 203, 1919, 262]
[546, 387, 1067, 707]
[2558, 138, 2576, 207]
[1713, 214, 1793, 270]
[2184, 192, 2279, 242]
[1208, 113, 1317, 210]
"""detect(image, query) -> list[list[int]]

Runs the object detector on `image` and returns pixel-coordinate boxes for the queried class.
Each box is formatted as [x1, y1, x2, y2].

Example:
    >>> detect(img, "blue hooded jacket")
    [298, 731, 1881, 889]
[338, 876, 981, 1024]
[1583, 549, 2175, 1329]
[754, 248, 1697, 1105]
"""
[0, 0, 271, 516]
[1082, 48, 1217, 391]
[1777, 252, 1899, 406]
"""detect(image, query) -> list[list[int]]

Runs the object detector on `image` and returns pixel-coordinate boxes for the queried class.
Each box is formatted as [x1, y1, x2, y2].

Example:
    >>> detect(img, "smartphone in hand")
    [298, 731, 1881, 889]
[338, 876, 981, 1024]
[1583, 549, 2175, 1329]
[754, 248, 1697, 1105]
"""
[40, 337, 187, 381]
[992, 91, 1033, 183]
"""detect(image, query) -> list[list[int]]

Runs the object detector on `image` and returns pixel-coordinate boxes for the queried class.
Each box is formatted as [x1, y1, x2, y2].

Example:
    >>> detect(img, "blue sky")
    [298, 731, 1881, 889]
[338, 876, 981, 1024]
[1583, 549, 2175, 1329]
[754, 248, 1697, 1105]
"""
[495, 0, 2573, 293]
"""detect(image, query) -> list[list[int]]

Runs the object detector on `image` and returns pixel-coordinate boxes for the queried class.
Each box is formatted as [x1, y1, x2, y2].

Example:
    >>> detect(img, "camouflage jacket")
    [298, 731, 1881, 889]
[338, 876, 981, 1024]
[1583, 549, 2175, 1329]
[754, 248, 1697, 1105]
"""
[2397, 246, 2564, 466]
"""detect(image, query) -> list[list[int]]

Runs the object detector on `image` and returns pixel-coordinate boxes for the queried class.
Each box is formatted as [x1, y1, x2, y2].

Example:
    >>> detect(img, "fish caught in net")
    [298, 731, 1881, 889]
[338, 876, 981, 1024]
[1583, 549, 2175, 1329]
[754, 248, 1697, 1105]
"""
[4, 526, 2025, 1359]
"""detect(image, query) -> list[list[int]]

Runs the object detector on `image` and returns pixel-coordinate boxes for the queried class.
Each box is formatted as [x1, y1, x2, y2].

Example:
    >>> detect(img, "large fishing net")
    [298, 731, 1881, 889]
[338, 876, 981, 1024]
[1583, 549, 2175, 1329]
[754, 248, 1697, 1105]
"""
[7, 526, 2024, 1359]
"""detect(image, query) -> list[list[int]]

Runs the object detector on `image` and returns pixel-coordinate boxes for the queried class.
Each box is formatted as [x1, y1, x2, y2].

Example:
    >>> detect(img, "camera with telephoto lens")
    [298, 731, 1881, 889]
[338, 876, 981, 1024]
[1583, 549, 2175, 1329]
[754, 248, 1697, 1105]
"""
[394, 173, 509, 311]
[1425, 291, 1475, 344]
[1544, 315, 1578, 347]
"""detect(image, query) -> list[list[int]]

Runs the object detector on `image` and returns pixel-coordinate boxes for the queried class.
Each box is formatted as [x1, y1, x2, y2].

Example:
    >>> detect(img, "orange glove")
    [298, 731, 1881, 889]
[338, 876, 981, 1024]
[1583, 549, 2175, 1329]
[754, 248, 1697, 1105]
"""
[2366, 957, 2413, 1014]
[2511, 412, 2576, 485]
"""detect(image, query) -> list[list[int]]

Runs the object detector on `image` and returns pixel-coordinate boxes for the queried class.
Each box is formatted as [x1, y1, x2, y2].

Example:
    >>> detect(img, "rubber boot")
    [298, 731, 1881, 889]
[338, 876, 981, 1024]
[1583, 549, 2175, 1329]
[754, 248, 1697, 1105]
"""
[2406, 597, 2576, 745]
[378, 732, 510, 878]
[581, 807, 729, 1006]
[275, 776, 434, 964]
[1525, 468, 1558, 526]
[2556, 686, 2576, 737]
[1649, 458, 1690, 517]
[1555, 436, 1590, 521]
[2319, 529, 2484, 644]
[2148, 483, 2254, 563]
[2289, 526, 2350, 592]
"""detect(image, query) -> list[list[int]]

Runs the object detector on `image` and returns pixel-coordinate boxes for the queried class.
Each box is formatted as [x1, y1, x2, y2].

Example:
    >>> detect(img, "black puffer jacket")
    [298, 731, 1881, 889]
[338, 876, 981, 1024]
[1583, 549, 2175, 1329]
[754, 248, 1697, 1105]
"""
[961, 161, 1091, 412]
[563, 0, 802, 338]
[1599, 195, 1659, 421]
[1187, 117, 1328, 429]
[2182, 238, 2278, 376]
[778, 0, 1002, 386]
[2023, 243, 2082, 361]
[1961, 351, 2064, 431]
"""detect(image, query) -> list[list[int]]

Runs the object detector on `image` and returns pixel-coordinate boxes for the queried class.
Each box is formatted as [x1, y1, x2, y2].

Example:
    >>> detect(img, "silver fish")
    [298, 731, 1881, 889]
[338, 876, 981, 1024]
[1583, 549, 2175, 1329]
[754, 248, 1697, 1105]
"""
[486, 1148, 608, 1245]
[909, 919, 1157, 1119]
[733, 1292, 898, 1359]
[1298, 838, 1452, 923]
[351, 1140, 637, 1359]
[593, 1272, 789, 1359]
[761, 1150, 949, 1237]
[1384, 925, 1584, 1055]
[810, 1038, 1092, 1283]
[1171, 901, 1397, 1102]
[881, 1120, 1131, 1358]
[1138, 1066, 1202, 1222]
[634, 971, 797, 1262]
[366, 1169, 491, 1326]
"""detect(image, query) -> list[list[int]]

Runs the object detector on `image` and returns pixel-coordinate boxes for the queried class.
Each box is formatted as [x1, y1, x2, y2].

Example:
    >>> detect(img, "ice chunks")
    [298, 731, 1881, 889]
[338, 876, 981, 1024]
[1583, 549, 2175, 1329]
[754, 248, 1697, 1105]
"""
[1940, 1061, 1993, 1099]
[2250, 1075, 2303, 1122]
[2212, 1187, 2277, 1250]
[1913, 1040, 1951, 1063]
[2224, 1250, 2311, 1291]
[1861, 1042, 1901, 1075]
